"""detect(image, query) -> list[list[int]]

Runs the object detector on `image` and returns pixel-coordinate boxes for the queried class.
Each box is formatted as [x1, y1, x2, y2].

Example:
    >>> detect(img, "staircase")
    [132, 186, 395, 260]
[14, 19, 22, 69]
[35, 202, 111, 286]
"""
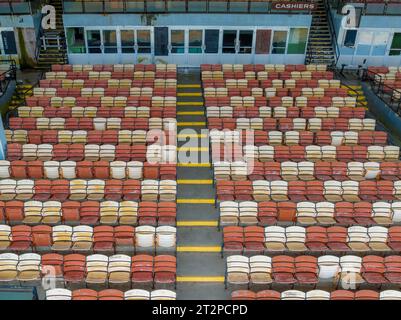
[36, 0, 68, 70]
[175, 69, 228, 299]
[305, 0, 336, 65]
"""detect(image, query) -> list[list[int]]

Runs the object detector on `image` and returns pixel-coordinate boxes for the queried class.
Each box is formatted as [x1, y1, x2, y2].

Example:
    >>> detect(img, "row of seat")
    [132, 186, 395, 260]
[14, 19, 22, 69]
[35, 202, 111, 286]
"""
[0, 225, 176, 252]
[0, 253, 176, 285]
[223, 225, 401, 253]
[203, 87, 348, 98]
[226, 254, 401, 286]
[33, 87, 176, 98]
[213, 160, 398, 181]
[211, 131, 387, 148]
[0, 160, 176, 180]
[204, 96, 356, 108]
[45, 71, 177, 81]
[46, 289, 176, 300]
[210, 145, 398, 162]
[39, 79, 177, 89]
[232, 289, 401, 300]
[0, 200, 176, 226]
[0, 179, 177, 201]
[219, 201, 401, 226]
[7, 144, 179, 162]
[25, 96, 176, 108]
[17, 106, 176, 119]
[201, 72, 334, 81]
[208, 118, 376, 132]
[51, 64, 177, 72]
[9, 117, 179, 131]
[6, 130, 177, 146]
[206, 106, 365, 119]
[216, 180, 401, 202]
[200, 64, 327, 72]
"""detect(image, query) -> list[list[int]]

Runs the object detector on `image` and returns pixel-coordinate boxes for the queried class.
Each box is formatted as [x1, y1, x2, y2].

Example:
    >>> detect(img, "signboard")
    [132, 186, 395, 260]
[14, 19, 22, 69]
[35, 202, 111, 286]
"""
[271, 2, 316, 11]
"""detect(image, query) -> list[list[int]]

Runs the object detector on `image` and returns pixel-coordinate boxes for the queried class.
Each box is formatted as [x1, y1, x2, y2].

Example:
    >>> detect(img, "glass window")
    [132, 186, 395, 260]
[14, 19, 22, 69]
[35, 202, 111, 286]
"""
[205, 29, 219, 54]
[168, 0, 186, 11]
[287, 28, 308, 54]
[223, 30, 237, 53]
[188, 0, 207, 12]
[229, 1, 248, 12]
[171, 30, 185, 53]
[86, 30, 101, 53]
[126, 1, 145, 12]
[66, 27, 86, 53]
[390, 33, 401, 56]
[189, 30, 203, 53]
[271, 30, 287, 54]
[147, 0, 166, 12]
[105, 1, 124, 12]
[137, 30, 151, 53]
[209, 0, 228, 12]
[121, 30, 135, 53]
[344, 29, 357, 47]
[103, 30, 117, 53]
[84, 1, 102, 12]
[238, 30, 253, 54]
[250, 1, 269, 13]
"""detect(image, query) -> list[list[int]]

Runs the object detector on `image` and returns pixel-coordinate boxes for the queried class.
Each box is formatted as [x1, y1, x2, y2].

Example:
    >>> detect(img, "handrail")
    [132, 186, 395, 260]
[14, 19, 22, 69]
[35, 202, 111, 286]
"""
[364, 68, 401, 114]
[325, 0, 340, 69]
[62, 0, 316, 14]
[337, 0, 401, 16]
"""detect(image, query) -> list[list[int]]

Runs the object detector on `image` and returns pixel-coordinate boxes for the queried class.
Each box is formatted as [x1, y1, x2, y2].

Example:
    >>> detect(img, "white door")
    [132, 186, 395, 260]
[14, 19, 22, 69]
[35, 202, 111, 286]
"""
[102, 29, 119, 64]
[203, 29, 220, 64]
[221, 29, 237, 64]
[168, 28, 186, 65]
[187, 29, 204, 66]
[86, 29, 103, 64]
[236, 30, 255, 64]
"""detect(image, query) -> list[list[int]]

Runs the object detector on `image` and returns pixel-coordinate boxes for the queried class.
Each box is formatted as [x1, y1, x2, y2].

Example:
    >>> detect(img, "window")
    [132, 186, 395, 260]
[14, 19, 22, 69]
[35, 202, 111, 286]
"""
[189, 30, 203, 53]
[147, 0, 165, 12]
[238, 31, 253, 54]
[205, 30, 219, 53]
[390, 33, 401, 56]
[86, 30, 101, 53]
[103, 30, 117, 53]
[229, 0, 248, 12]
[121, 30, 135, 53]
[287, 28, 308, 54]
[209, 0, 228, 12]
[344, 29, 357, 48]
[171, 30, 185, 53]
[188, 0, 207, 11]
[66, 27, 86, 53]
[271, 30, 287, 54]
[137, 30, 151, 53]
[167, 0, 186, 11]
[223, 30, 237, 53]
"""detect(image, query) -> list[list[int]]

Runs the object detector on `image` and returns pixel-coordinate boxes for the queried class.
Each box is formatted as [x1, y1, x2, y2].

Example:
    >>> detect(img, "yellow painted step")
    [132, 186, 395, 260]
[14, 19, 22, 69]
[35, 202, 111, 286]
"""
[177, 179, 213, 184]
[177, 102, 203, 106]
[177, 122, 206, 127]
[177, 163, 211, 168]
[176, 276, 225, 283]
[177, 92, 202, 97]
[178, 146, 208, 152]
[177, 199, 215, 204]
[177, 133, 207, 138]
[177, 111, 204, 116]
[177, 221, 218, 227]
[177, 84, 201, 89]
[177, 246, 221, 253]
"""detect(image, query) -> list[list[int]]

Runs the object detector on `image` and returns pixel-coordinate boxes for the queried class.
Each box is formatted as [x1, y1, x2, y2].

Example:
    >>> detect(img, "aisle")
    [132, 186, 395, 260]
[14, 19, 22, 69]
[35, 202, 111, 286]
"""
[175, 68, 228, 300]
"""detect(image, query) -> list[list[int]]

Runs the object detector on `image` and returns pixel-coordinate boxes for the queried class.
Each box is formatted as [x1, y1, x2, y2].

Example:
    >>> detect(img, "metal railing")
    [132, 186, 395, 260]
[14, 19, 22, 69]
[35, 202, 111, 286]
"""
[364, 69, 401, 114]
[332, 0, 401, 16]
[325, 0, 340, 68]
[63, 0, 316, 14]
[0, 1, 42, 15]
